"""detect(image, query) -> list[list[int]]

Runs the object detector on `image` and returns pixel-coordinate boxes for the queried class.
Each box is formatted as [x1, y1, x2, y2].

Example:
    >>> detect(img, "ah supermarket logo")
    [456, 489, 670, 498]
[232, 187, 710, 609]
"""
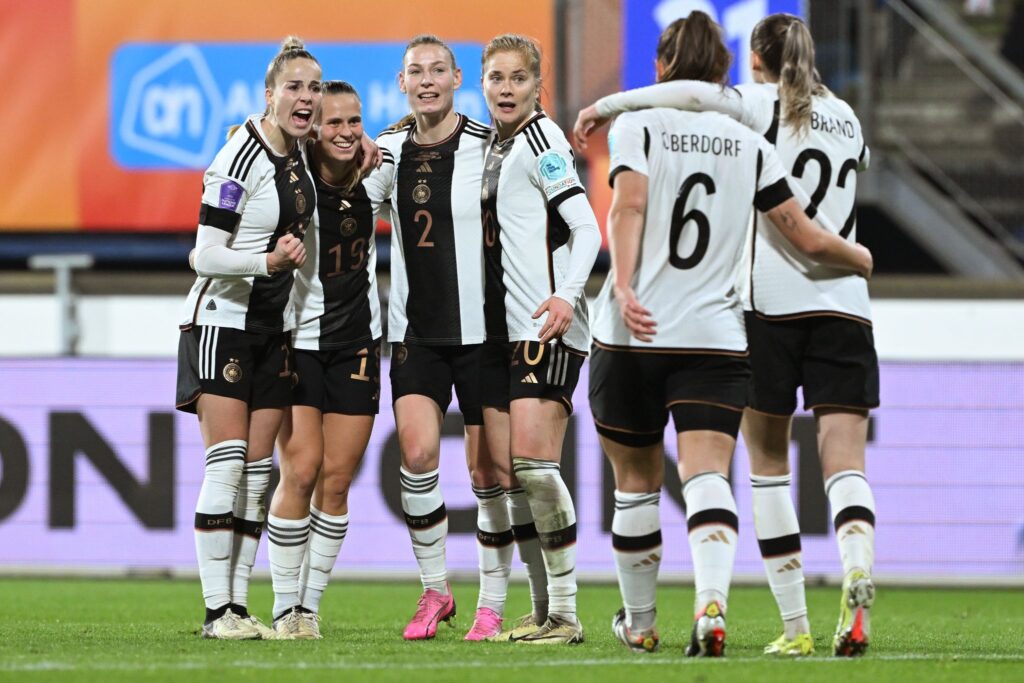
[623, 0, 804, 89]
[111, 42, 486, 170]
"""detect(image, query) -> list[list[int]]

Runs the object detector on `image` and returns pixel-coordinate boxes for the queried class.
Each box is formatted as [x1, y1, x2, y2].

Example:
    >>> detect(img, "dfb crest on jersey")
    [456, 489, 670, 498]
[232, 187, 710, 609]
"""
[394, 344, 409, 365]
[295, 191, 307, 214]
[341, 217, 358, 237]
[223, 359, 242, 383]
[413, 181, 431, 204]
[539, 152, 567, 181]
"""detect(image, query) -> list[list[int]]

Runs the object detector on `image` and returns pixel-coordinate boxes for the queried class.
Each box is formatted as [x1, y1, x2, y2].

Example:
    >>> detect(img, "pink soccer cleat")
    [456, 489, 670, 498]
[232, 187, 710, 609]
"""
[464, 607, 503, 641]
[402, 585, 456, 640]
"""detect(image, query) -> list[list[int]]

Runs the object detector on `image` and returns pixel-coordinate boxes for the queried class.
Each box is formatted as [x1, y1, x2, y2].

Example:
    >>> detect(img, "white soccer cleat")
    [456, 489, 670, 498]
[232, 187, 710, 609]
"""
[273, 607, 322, 640]
[201, 609, 261, 640]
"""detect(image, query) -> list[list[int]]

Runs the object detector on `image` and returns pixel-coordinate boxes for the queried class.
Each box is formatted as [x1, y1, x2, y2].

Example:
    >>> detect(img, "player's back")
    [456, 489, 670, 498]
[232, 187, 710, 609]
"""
[595, 108, 788, 351]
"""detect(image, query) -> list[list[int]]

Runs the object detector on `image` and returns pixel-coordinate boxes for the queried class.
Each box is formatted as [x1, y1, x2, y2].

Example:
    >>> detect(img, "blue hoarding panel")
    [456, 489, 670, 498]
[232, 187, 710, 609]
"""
[623, 0, 803, 89]
[110, 42, 485, 170]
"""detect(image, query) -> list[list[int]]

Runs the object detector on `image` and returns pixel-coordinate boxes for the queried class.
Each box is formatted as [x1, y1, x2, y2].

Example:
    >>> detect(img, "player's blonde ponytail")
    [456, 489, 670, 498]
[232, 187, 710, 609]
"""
[265, 35, 320, 90]
[751, 14, 827, 138]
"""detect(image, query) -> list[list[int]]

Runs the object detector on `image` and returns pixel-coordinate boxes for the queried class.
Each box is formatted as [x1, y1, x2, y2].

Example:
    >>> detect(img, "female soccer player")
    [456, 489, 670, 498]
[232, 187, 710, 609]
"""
[575, 12, 879, 658]
[175, 36, 318, 640]
[477, 34, 602, 645]
[363, 35, 546, 642]
[585, 12, 872, 657]
[265, 81, 383, 640]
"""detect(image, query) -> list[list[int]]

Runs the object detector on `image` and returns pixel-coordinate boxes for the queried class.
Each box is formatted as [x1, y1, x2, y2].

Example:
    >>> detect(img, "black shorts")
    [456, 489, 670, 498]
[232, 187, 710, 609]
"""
[745, 312, 880, 415]
[588, 342, 750, 446]
[293, 340, 381, 415]
[389, 342, 484, 425]
[176, 325, 293, 414]
[480, 341, 585, 415]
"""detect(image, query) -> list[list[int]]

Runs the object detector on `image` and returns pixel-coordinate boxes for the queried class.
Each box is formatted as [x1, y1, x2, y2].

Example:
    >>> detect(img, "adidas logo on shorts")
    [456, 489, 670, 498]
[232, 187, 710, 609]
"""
[521, 372, 539, 384]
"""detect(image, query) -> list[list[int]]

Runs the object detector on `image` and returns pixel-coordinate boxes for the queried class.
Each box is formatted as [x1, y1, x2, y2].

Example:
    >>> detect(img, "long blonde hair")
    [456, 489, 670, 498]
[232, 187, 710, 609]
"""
[751, 14, 827, 137]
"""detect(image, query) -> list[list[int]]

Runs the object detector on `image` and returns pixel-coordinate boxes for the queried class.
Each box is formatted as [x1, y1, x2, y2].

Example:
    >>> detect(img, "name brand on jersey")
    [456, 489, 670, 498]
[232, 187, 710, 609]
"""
[544, 177, 578, 198]
[811, 111, 856, 139]
[662, 133, 742, 157]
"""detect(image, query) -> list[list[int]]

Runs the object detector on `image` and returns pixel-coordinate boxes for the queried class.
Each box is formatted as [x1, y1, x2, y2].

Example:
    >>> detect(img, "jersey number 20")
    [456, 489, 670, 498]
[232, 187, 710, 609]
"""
[669, 173, 715, 270]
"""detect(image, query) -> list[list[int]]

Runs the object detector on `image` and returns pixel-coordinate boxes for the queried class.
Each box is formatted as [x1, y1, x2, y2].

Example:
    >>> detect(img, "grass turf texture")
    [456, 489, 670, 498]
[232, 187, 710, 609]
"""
[1, 579, 1022, 682]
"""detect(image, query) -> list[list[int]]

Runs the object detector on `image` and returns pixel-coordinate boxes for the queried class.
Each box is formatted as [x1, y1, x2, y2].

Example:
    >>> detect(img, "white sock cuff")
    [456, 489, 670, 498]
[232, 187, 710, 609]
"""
[267, 514, 310, 547]
[750, 473, 791, 487]
[309, 506, 349, 540]
[825, 470, 869, 498]
[204, 439, 247, 468]
[400, 466, 440, 489]
[613, 490, 661, 507]
[682, 472, 736, 515]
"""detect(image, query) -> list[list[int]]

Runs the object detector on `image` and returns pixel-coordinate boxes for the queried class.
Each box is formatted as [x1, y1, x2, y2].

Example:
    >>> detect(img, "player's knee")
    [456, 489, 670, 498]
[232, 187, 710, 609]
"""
[280, 461, 319, 500]
[321, 469, 353, 503]
[399, 440, 439, 474]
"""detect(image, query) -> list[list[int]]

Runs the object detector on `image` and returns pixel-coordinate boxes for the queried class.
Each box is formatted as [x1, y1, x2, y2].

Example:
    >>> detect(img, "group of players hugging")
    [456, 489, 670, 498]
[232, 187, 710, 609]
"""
[176, 12, 878, 658]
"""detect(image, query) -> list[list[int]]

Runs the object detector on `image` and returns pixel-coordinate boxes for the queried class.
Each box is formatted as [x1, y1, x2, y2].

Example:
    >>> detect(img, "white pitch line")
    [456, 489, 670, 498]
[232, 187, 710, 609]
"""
[3, 654, 1024, 672]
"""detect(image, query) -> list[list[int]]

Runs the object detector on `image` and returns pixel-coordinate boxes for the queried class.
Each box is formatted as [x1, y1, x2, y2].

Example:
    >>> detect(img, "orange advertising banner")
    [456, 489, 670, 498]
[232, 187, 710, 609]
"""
[1, 0, 555, 232]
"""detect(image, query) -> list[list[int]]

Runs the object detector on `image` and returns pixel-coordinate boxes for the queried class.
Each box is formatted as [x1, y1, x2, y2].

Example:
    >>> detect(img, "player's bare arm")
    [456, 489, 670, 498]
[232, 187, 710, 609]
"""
[609, 170, 657, 341]
[766, 198, 873, 279]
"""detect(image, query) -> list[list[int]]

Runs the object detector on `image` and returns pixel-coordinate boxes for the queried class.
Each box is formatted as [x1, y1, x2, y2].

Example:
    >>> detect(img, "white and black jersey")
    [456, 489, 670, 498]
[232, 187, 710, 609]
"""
[181, 115, 316, 334]
[592, 108, 792, 352]
[292, 145, 383, 351]
[481, 113, 594, 353]
[363, 114, 490, 345]
[733, 84, 872, 323]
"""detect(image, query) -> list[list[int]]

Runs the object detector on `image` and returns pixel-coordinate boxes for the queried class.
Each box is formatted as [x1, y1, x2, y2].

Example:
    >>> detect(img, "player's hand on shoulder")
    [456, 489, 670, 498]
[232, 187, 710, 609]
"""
[360, 136, 383, 172]
[534, 296, 574, 344]
[572, 105, 609, 151]
[267, 233, 307, 274]
[613, 284, 657, 343]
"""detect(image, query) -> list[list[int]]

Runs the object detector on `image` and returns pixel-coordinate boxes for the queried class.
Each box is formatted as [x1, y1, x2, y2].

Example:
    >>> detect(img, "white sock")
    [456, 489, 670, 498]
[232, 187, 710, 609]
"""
[507, 487, 549, 622]
[230, 455, 271, 610]
[683, 472, 738, 614]
[612, 490, 661, 632]
[268, 514, 310, 619]
[473, 485, 513, 615]
[826, 470, 876, 577]
[400, 467, 448, 594]
[751, 473, 809, 637]
[512, 458, 577, 620]
[194, 439, 246, 610]
[300, 505, 348, 614]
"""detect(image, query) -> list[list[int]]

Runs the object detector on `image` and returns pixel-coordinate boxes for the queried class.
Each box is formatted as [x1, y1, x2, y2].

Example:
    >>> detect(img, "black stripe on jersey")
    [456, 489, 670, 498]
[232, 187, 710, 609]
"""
[643, 127, 651, 157]
[765, 100, 781, 144]
[310, 168, 376, 349]
[482, 139, 511, 342]
[754, 178, 794, 213]
[533, 119, 551, 149]
[394, 116, 471, 343]
[859, 143, 867, 163]
[524, 122, 550, 156]
[548, 185, 584, 211]
[245, 130, 317, 333]
[608, 165, 636, 188]
[228, 137, 259, 179]
[464, 120, 492, 140]
[524, 131, 539, 156]
[198, 203, 241, 233]
[463, 128, 490, 140]
[381, 148, 396, 166]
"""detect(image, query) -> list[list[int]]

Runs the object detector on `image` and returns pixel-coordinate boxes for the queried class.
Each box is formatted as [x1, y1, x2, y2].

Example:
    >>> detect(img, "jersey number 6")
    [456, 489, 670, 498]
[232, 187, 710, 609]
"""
[669, 172, 715, 270]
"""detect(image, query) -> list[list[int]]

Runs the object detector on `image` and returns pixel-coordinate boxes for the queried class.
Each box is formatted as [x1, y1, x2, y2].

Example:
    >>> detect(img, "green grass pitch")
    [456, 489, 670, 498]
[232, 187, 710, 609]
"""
[1, 579, 1022, 682]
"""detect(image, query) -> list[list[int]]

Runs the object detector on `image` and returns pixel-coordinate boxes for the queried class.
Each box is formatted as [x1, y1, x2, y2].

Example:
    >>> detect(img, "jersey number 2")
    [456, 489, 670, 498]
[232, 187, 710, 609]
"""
[791, 149, 858, 239]
[669, 173, 715, 270]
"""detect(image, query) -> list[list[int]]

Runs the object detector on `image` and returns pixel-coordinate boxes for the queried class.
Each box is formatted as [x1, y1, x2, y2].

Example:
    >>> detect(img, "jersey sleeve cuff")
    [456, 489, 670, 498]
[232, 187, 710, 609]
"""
[608, 164, 645, 188]
[198, 204, 241, 233]
[548, 186, 586, 211]
[754, 178, 794, 213]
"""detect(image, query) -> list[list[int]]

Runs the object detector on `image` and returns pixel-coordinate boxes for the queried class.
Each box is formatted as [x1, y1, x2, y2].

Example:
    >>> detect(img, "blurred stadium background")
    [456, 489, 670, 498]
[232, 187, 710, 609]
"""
[1, 0, 1022, 591]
